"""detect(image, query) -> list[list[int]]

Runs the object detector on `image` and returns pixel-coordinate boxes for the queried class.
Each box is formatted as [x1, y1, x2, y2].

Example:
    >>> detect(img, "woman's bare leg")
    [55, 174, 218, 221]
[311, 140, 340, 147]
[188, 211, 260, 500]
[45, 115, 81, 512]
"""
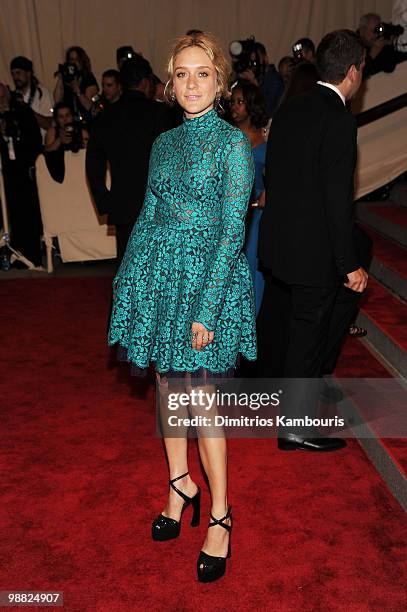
[188, 381, 230, 557]
[157, 373, 198, 520]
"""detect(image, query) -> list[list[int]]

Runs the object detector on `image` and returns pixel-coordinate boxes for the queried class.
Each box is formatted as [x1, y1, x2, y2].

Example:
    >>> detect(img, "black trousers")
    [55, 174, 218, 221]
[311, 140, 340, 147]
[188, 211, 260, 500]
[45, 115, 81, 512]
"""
[257, 271, 359, 378]
[115, 223, 133, 267]
[256, 272, 359, 433]
[4, 161, 43, 266]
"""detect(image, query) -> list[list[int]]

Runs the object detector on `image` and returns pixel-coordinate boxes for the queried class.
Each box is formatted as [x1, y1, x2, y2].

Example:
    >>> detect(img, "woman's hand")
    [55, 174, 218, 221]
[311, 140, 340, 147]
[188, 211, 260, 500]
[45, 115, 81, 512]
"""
[59, 127, 72, 145]
[191, 322, 214, 351]
[258, 190, 266, 208]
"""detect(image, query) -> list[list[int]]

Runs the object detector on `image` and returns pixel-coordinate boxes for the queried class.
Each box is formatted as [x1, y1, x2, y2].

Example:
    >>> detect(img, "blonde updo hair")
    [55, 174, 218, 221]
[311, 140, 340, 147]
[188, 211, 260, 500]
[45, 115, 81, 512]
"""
[165, 32, 231, 104]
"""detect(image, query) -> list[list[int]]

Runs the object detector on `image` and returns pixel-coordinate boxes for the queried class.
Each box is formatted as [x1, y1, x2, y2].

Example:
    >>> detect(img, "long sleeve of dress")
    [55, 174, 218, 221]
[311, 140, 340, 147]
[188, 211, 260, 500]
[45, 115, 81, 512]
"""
[195, 131, 254, 331]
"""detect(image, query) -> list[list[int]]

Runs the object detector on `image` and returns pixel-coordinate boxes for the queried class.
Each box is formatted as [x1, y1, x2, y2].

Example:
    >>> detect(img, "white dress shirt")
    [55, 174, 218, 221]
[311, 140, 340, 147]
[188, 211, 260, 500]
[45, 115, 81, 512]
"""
[316, 81, 346, 106]
[23, 86, 54, 142]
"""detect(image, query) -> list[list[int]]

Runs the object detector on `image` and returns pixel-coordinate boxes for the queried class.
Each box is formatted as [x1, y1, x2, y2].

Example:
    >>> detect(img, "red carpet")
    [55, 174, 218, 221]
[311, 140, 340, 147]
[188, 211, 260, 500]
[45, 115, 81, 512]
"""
[1, 278, 407, 611]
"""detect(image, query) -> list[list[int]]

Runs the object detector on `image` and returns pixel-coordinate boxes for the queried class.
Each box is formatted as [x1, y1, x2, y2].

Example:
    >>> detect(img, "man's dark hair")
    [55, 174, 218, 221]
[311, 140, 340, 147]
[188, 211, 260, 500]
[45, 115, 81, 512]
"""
[316, 29, 364, 84]
[279, 62, 319, 107]
[294, 38, 315, 55]
[102, 69, 121, 83]
[120, 55, 152, 90]
[10, 55, 42, 101]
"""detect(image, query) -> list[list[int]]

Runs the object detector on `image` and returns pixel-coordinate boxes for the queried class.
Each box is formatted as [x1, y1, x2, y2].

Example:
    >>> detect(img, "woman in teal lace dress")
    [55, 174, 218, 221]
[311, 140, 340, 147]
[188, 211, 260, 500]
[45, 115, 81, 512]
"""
[108, 32, 255, 583]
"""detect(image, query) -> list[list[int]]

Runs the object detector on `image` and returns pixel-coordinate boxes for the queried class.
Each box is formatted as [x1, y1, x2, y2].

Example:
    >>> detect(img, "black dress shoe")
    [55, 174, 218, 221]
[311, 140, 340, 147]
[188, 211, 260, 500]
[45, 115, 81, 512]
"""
[278, 434, 347, 452]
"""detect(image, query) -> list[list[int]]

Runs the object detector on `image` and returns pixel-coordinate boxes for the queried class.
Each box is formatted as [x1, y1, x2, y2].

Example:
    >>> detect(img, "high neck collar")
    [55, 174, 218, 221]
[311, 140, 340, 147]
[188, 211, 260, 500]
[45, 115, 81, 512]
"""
[182, 108, 218, 130]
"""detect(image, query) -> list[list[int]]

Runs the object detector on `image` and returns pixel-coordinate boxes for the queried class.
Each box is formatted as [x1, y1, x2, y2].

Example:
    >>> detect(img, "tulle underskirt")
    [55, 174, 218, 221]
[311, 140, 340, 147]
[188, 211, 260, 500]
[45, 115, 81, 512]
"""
[116, 344, 237, 384]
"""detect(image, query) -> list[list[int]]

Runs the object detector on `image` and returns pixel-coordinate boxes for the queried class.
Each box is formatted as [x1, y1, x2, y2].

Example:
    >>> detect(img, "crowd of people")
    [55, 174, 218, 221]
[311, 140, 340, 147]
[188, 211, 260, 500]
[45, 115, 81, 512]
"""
[0, 11, 405, 270]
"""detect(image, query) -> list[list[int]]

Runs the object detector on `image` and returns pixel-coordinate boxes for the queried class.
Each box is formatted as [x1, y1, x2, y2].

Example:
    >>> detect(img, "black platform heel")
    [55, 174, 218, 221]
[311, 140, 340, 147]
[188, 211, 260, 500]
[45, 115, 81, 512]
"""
[152, 471, 201, 541]
[197, 507, 232, 583]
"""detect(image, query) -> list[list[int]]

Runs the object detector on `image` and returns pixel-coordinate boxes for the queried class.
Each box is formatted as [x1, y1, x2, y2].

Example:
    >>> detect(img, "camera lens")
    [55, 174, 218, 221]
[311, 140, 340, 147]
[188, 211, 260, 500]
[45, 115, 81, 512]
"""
[230, 41, 243, 56]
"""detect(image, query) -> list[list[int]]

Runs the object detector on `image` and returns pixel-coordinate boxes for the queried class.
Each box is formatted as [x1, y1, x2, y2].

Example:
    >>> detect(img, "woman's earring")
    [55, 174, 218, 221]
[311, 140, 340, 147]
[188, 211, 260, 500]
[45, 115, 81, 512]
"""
[214, 92, 223, 113]
[170, 92, 176, 103]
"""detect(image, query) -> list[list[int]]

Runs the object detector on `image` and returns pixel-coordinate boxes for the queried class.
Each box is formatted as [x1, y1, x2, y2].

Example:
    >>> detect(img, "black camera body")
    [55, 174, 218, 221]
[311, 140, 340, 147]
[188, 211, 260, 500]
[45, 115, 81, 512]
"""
[229, 36, 262, 79]
[58, 62, 80, 83]
[292, 42, 305, 62]
[63, 121, 83, 153]
[374, 22, 404, 40]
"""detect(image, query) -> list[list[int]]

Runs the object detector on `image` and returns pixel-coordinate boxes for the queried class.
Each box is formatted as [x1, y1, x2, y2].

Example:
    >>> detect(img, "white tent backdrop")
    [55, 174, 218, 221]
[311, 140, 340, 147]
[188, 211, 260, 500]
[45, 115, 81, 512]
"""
[0, 0, 392, 90]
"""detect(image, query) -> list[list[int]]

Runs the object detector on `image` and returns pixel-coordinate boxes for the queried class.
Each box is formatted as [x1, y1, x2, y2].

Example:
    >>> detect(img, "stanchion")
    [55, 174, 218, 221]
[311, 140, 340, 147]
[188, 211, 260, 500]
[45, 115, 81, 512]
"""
[0, 156, 44, 271]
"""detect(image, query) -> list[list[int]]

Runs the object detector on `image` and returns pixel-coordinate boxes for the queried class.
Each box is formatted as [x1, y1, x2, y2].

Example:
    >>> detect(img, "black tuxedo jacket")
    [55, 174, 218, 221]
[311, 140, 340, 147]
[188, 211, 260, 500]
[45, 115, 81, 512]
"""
[86, 91, 173, 226]
[259, 84, 362, 287]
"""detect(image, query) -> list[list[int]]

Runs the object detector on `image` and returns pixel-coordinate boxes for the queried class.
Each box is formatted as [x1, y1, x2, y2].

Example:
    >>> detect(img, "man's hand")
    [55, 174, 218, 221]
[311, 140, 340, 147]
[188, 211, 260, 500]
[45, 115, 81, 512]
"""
[191, 322, 214, 351]
[344, 267, 368, 293]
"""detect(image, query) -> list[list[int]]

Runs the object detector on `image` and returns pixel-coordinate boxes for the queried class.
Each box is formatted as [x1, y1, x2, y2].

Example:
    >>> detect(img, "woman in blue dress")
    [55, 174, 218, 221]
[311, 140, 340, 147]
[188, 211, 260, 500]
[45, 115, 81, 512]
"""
[108, 33, 256, 582]
[230, 80, 268, 316]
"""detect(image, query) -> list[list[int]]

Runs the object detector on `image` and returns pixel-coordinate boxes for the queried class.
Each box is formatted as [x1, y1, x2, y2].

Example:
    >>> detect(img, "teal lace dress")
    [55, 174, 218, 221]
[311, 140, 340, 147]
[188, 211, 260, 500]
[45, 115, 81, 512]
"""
[108, 108, 257, 378]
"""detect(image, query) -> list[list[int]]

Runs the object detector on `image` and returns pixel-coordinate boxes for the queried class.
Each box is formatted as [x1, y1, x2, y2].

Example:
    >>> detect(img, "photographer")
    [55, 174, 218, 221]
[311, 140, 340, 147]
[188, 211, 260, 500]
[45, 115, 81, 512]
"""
[53, 46, 98, 124]
[0, 83, 43, 267]
[292, 38, 316, 63]
[45, 103, 89, 153]
[91, 70, 122, 118]
[44, 103, 89, 183]
[86, 55, 173, 264]
[101, 70, 122, 105]
[357, 13, 400, 77]
[10, 56, 53, 141]
[116, 46, 138, 70]
[230, 38, 284, 117]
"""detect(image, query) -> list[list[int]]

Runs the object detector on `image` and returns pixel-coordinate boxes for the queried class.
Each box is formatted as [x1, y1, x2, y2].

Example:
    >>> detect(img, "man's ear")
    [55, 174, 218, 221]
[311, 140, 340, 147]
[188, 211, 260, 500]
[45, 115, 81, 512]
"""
[347, 64, 357, 83]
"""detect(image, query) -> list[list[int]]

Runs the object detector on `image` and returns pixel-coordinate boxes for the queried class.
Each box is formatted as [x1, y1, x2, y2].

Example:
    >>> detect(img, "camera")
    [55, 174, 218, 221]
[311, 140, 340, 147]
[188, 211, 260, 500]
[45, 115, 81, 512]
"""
[292, 42, 305, 62]
[229, 36, 262, 79]
[90, 93, 106, 117]
[63, 121, 83, 153]
[374, 22, 404, 40]
[292, 38, 315, 63]
[116, 46, 138, 66]
[56, 62, 80, 84]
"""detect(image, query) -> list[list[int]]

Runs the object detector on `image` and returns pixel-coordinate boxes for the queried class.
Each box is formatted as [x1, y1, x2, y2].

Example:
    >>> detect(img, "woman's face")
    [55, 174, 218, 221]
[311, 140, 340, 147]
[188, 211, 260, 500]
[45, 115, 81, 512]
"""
[68, 51, 81, 70]
[172, 46, 218, 118]
[230, 88, 248, 125]
[57, 107, 74, 127]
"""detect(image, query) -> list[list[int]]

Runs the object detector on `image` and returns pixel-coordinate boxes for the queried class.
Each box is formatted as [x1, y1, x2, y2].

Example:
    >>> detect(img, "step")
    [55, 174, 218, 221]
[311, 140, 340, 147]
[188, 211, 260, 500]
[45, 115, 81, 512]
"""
[356, 278, 407, 377]
[356, 201, 407, 248]
[334, 336, 407, 511]
[360, 224, 407, 302]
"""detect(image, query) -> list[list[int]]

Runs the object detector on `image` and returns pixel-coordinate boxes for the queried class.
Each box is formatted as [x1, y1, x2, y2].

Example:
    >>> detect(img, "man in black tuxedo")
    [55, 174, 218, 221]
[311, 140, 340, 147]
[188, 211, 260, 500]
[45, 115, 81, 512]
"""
[86, 55, 173, 264]
[258, 30, 368, 452]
